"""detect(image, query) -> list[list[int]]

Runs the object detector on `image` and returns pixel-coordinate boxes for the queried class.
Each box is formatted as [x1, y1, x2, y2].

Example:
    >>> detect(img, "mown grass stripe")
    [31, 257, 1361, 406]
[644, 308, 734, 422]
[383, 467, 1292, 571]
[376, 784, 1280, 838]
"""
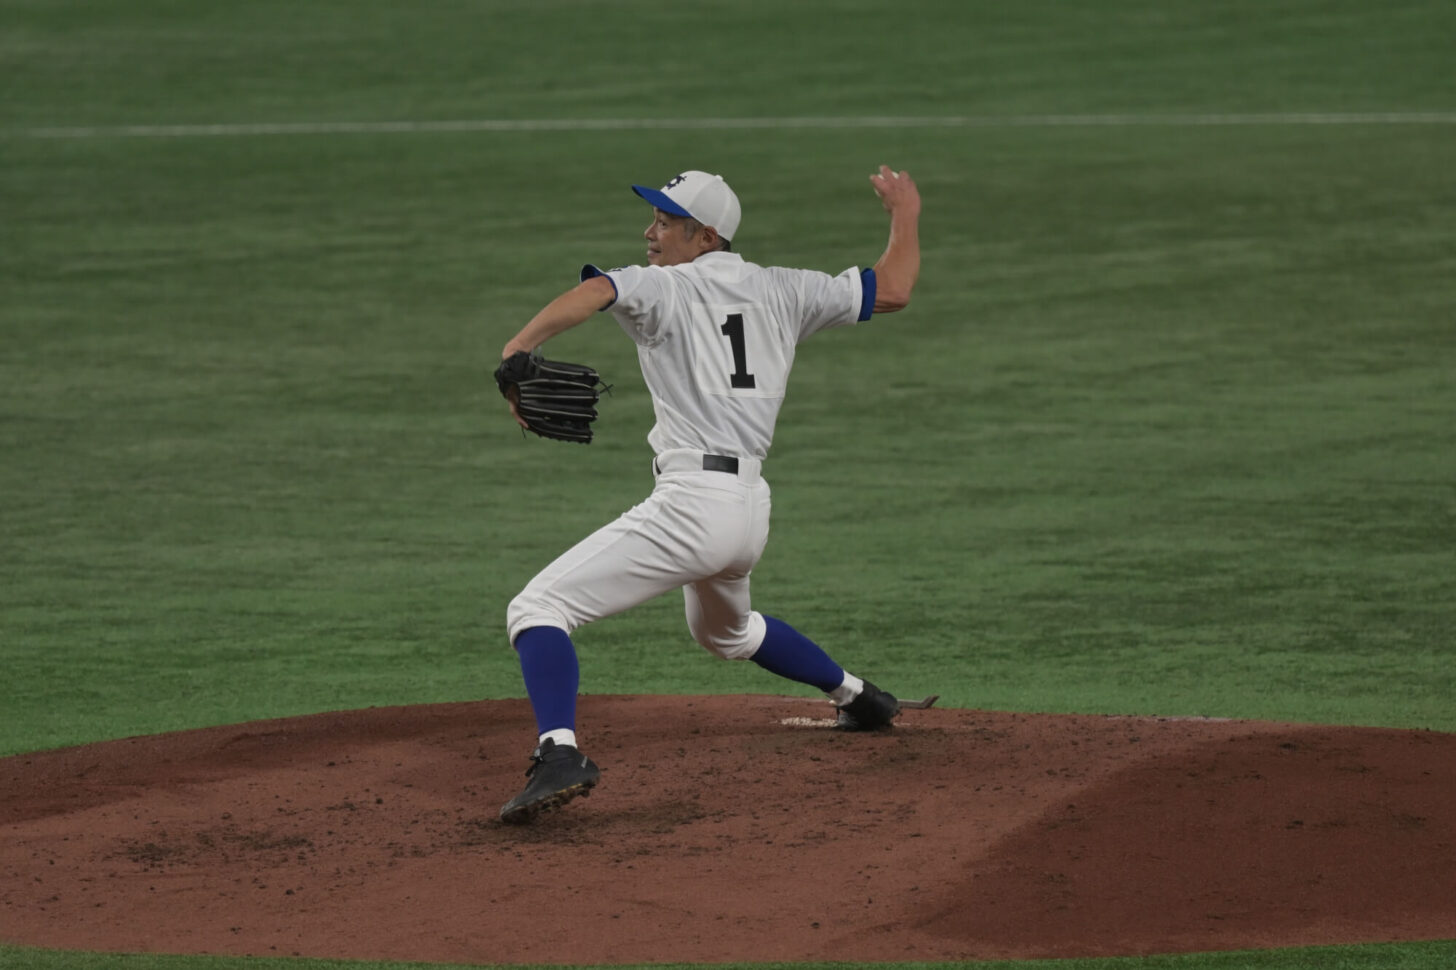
[13, 112, 1456, 139]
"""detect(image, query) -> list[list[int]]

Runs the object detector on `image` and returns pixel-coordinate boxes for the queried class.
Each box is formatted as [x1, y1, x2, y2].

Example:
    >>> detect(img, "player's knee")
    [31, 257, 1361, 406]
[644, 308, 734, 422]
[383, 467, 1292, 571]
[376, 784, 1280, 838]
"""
[687, 615, 761, 661]
[506, 591, 571, 645]
[699, 633, 758, 661]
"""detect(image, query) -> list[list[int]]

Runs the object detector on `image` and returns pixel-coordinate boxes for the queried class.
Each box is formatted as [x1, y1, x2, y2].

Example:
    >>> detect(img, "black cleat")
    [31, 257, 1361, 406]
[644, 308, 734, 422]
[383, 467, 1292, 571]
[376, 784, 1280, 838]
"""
[499, 739, 601, 824]
[835, 681, 901, 731]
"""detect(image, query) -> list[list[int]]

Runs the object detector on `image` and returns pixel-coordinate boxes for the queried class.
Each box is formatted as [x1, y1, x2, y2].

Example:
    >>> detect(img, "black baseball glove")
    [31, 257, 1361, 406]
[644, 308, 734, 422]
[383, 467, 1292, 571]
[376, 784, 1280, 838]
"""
[494, 351, 607, 444]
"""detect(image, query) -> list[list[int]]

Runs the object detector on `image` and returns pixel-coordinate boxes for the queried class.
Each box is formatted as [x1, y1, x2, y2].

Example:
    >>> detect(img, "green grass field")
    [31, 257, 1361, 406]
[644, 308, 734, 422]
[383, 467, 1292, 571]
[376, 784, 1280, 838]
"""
[3, 1, 1454, 968]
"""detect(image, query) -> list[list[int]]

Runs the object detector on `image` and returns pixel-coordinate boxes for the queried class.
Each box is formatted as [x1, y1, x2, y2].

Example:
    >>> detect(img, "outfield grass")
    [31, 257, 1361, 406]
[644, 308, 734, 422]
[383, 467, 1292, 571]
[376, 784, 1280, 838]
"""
[2, 1, 1454, 968]
[4, 123, 1452, 751]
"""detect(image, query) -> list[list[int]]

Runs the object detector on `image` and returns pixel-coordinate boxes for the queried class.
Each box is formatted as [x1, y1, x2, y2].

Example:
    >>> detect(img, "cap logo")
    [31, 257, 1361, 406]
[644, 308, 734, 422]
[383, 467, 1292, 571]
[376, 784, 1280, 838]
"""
[663, 173, 688, 190]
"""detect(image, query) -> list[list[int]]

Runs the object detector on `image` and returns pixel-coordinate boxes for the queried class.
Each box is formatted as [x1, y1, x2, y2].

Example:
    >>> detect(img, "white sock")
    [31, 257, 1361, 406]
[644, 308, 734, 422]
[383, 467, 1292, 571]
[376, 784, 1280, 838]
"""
[539, 728, 578, 749]
[828, 671, 865, 707]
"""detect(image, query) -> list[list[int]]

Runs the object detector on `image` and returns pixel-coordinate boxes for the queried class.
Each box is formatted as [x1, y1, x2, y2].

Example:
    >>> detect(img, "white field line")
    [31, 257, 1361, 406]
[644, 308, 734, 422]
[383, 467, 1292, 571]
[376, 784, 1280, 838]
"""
[11, 112, 1456, 139]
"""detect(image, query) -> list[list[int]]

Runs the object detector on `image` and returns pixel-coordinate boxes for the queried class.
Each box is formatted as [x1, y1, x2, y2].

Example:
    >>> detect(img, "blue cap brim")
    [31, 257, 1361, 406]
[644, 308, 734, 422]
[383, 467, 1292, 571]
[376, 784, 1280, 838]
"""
[632, 184, 693, 219]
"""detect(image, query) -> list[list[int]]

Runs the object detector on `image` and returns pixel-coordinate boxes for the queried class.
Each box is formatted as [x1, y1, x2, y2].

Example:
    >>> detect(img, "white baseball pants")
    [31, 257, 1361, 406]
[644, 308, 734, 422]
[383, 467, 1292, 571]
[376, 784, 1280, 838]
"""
[507, 449, 772, 659]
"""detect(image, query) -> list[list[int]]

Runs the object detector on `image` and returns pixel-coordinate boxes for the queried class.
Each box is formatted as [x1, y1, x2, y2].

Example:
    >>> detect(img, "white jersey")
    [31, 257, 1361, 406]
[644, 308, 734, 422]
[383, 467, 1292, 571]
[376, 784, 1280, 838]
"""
[584, 252, 874, 460]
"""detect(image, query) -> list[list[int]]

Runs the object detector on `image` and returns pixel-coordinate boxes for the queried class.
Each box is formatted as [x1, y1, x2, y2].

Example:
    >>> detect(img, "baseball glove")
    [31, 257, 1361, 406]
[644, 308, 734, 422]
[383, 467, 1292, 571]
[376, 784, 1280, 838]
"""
[494, 351, 607, 444]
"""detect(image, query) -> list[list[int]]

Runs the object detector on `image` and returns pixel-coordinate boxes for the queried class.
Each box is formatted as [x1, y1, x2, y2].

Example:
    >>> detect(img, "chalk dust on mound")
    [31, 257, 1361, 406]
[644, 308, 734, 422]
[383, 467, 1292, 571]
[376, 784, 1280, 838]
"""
[1, 695, 1452, 964]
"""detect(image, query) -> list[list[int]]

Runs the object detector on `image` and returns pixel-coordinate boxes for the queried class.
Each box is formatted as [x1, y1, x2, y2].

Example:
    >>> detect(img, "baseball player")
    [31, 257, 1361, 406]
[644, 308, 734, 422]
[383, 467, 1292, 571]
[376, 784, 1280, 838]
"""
[498, 166, 922, 823]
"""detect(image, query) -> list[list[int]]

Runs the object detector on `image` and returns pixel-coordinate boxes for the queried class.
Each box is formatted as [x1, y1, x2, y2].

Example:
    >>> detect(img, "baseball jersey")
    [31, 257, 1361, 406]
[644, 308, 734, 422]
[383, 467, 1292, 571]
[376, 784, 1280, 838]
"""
[582, 252, 876, 460]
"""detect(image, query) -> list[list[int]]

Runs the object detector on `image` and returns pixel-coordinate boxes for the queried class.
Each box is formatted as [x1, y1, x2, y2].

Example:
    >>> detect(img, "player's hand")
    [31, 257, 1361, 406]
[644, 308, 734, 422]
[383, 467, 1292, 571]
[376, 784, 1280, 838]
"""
[501, 345, 531, 429]
[869, 165, 920, 218]
[504, 387, 529, 430]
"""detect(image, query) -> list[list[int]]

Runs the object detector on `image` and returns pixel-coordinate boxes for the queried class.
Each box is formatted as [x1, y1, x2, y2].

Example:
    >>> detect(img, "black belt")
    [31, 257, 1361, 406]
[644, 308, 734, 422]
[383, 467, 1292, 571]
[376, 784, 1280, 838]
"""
[653, 453, 741, 475]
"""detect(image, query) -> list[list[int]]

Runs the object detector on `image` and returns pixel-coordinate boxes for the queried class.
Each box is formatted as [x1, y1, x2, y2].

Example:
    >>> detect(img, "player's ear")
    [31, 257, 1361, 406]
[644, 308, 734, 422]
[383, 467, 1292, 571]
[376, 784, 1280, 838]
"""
[699, 224, 721, 254]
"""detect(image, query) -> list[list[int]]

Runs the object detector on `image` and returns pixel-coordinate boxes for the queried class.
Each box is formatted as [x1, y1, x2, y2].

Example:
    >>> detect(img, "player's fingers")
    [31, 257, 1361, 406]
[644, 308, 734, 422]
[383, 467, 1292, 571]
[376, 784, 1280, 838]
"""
[871, 166, 910, 189]
[507, 392, 529, 429]
[871, 167, 912, 205]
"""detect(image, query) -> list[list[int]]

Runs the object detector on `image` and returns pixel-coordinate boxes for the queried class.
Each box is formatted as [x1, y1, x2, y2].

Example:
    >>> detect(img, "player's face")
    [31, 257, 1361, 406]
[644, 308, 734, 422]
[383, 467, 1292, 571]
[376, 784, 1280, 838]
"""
[644, 210, 703, 267]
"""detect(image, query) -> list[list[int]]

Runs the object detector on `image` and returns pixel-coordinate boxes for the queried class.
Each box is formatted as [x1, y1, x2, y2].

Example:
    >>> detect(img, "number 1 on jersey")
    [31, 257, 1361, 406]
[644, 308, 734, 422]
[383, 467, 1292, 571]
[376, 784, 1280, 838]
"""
[720, 313, 757, 389]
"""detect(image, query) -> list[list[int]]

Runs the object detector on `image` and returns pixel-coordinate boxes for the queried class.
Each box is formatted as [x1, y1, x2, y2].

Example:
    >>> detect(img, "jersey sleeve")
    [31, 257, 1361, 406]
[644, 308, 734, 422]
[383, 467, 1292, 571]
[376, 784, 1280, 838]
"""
[581, 263, 669, 344]
[795, 266, 876, 339]
[579, 264, 620, 306]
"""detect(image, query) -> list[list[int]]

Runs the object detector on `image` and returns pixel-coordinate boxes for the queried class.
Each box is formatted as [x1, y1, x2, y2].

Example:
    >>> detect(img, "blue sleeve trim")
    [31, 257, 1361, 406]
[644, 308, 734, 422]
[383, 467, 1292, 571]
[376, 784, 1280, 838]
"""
[857, 267, 876, 322]
[579, 264, 619, 309]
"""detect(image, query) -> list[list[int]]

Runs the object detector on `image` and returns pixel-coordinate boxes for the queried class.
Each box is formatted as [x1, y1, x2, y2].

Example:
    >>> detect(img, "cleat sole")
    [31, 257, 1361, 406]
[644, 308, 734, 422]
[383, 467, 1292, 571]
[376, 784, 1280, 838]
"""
[499, 779, 597, 825]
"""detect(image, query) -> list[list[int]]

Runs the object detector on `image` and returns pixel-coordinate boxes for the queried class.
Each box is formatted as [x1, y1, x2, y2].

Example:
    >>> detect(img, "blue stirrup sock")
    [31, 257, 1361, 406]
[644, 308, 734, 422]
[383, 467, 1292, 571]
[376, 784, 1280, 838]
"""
[750, 615, 846, 693]
[513, 626, 579, 741]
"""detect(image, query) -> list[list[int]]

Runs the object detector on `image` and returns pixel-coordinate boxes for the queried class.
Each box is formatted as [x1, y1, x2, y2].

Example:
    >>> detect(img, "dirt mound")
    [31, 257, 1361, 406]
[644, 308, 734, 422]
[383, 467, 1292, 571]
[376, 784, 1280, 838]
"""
[2, 696, 1452, 964]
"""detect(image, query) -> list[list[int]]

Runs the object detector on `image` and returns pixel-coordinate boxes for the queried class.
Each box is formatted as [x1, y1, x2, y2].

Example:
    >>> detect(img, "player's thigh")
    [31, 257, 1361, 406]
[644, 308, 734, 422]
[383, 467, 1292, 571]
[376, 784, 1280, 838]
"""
[509, 492, 702, 636]
[679, 480, 771, 656]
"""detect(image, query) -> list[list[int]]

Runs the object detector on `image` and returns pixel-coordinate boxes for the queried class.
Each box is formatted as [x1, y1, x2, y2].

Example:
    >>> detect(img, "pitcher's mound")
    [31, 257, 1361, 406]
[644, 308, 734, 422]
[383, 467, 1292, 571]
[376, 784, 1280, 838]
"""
[2, 695, 1453, 964]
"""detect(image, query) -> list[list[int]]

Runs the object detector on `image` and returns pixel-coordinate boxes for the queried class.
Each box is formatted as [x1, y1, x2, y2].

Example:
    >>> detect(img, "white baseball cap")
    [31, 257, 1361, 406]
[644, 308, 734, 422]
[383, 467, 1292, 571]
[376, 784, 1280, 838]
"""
[631, 170, 741, 242]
